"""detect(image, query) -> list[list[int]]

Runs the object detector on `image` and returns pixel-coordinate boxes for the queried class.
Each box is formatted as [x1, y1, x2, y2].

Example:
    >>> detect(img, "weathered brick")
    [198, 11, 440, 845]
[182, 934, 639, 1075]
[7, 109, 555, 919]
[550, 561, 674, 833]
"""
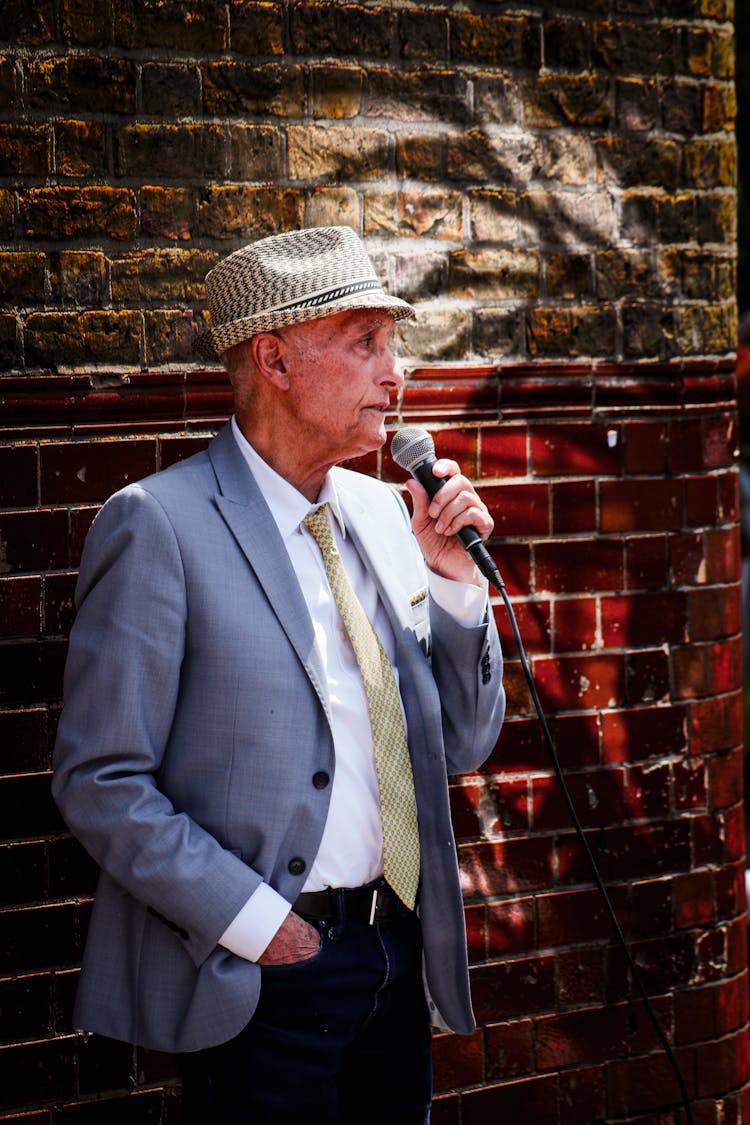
[526, 306, 617, 358]
[472, 309, 524, 359]
[469, 191, 518, 243]
[367, 69, 468, 124]
[446, 132, 544, 185]
[663, 80, 704, 135]
[696, 192, 736, 244]
[592, 20, 678, 75]
[395, 133, 444, 181]
[110, 249, 216, 304]
[288, 126, 389, 182]
[60, 0, 112, 46]
[595, 249, 660, 300]
[229, 1, 284, 55]
[47, 250, 107, 308]
[473, 75, 521, 127]
[364, 190, 461, 240]
[115, 125, 225, 180]
[594, 136, 681, 190]
[0, 0, 55, 44]
[546, 253, 591, 299]
[623, 304, 672, 357]
[0, 313, 19, 367]
[312, 66, 363, 119]
[702, 83, 737, 132]
[684, 139, 737, 188]
[0, 56, 17, 111]
[54, 120, 106, 177]
[145, 309, 208, 365]
[615, 78, 660, 132]
[26, 56, 137, 115]
[449, 249, 539, 301]
[0, 252, 46, 305]
[545, 16, 593, 67]
[198, 185, 304, 240]
[142, 63, 201, 117]
[543, 134, 593, 186]
[21, 187, 137, 241]
[308, 187, 360, 230]
[141, 186, 194, 241]
[0, 125, 50, 176]
[450, 13, 541, 68]
[202, 61, 306, 117]
[397, 9, 447, 61]
[229, 125, 282, 182]
[25, 311, 141, 368]
[290, 2, 394, 57]
[397, 309, 468, 361]
[520, 190, 616, 246]
[114, 0, 227, 50]
[391, 251, 448, 302]
[522, 76, 611, 129]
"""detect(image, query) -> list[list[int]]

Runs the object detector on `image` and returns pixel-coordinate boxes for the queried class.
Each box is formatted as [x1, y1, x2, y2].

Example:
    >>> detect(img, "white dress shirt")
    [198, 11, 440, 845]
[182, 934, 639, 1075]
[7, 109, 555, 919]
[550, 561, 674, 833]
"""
[219, 417, 488, 961]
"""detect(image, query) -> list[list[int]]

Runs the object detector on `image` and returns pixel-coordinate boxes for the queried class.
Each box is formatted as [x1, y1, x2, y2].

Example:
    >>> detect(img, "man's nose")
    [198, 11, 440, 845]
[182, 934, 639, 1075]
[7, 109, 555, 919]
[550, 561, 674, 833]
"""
[379, 345, 404, 387]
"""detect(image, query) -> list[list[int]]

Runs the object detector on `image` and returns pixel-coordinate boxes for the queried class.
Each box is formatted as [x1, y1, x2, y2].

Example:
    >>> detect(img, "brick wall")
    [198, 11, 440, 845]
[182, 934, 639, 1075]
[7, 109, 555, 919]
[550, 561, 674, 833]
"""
[0, 2, 745, 1122]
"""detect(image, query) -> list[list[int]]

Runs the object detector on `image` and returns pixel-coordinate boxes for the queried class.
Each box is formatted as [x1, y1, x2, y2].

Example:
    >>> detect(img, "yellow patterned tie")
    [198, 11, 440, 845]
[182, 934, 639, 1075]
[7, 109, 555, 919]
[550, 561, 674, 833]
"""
[303, 503, 420, 910]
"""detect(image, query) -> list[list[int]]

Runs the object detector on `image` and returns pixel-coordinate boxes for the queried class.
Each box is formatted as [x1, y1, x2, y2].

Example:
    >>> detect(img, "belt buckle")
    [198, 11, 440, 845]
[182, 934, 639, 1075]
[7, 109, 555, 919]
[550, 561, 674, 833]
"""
[368, 886, 380, 925]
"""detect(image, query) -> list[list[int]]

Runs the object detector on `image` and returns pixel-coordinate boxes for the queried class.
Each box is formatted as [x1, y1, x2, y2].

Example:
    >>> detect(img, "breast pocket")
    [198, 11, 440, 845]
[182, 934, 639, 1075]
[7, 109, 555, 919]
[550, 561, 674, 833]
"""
[409, 587, 431, 659]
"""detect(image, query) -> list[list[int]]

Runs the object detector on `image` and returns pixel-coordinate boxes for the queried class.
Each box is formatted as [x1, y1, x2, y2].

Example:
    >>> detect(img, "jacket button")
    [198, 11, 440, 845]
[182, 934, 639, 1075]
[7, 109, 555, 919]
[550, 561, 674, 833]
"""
[312, 771, 330, 789]
[288, 857, 306, 876]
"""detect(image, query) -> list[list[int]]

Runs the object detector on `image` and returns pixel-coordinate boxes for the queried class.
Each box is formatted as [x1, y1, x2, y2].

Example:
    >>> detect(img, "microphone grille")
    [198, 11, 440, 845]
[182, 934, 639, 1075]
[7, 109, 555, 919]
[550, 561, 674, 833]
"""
[390, 426, 435, 472]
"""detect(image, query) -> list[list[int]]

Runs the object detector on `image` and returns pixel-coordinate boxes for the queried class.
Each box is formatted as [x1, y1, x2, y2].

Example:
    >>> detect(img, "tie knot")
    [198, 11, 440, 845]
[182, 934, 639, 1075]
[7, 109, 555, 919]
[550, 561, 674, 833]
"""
[303, 503, 336, 556]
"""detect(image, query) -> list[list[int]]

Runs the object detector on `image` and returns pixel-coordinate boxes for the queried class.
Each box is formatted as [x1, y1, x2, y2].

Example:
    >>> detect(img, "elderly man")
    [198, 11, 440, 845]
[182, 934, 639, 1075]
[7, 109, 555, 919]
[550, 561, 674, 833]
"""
[52, 226, 505, 1124]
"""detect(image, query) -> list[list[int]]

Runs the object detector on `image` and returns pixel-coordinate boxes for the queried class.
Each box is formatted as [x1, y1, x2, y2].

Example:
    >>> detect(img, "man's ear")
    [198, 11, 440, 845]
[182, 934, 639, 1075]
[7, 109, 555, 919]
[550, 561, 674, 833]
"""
[250, 331, 290, 390]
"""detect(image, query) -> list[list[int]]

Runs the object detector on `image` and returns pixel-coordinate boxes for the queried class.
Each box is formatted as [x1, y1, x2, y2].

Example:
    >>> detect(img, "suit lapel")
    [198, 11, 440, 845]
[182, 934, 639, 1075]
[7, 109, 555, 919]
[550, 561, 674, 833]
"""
[207, 426, 331, 718]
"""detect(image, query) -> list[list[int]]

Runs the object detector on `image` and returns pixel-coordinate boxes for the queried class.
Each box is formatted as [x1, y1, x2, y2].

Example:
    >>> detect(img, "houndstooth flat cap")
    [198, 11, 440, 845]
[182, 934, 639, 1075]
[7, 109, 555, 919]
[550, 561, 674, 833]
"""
[194, 226, 416, 360]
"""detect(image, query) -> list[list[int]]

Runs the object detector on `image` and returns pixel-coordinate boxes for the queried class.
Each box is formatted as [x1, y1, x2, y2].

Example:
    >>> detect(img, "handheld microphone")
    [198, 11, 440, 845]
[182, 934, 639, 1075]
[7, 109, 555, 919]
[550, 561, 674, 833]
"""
[390, 426, 500, 585]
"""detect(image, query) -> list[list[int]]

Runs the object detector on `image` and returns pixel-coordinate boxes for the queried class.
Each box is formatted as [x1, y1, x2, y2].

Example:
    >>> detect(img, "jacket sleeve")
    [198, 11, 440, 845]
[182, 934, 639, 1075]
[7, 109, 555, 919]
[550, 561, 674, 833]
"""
[51, 485, 260, 968]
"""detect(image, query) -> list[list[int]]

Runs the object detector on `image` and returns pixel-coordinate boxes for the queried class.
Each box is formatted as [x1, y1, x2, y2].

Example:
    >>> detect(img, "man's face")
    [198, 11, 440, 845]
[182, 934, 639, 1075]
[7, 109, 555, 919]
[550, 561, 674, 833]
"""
[278, 308, 403, 464]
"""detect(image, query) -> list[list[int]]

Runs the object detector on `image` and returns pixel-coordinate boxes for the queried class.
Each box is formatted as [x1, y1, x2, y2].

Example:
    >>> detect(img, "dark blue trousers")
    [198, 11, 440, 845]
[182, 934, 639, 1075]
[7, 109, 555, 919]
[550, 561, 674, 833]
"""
[180, 910, 432, 1124]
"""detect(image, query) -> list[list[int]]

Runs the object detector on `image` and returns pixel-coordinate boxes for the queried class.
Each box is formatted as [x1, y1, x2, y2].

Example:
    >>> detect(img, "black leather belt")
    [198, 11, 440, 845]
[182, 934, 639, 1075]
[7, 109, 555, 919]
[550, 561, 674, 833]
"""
[293, 879, 413, 926]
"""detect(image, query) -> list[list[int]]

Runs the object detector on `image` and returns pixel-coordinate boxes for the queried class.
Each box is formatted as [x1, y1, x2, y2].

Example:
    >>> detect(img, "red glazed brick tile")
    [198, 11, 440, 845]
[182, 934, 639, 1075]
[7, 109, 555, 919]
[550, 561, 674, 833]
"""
[707, 747, 742, 811]
[675, 984, 717, 1045]
[672, 757, 708, 812]
[40, 438, 158, 505]
[530, 422, 621, 477]
[559, 1064, 607, 1125]
[70, 505, 99, 566]
[627, 647, 670, 704]
[705, 526, 741, 584]
[557, 947, 607, 1005]
[532, 767, 626, 831]
[709, 638, 741, 695]
[534, 652, 625, 711]
[552, 712, 600, 770]
[479, 424, 526, 478]
[624, 421, 666, 474]
[0, 508, 69, 572]
[717, 467, 740, 523]
[43, 571, 77, 636]
[714, 973, 746, 1034]
[599, 478, 682, 532]
[600, 591, 687, 647]
[485, 481, 550, 537]
[670, 531, 706, 585]
[601, 704, 687, 764]
[553, 595, 597, 653]
[687, 586, 724, 641]
[626, 533, 669, 589]
[551, 478, 597, 533]
[469, 954, 556, 1023]
[158, 433, 213, 470]
[0, 445, 39, 508]
[626, 761, 671, 821]
[685, 473, 719, 527]
[491, 542, 531, 597]
[714, 862, 746, 923]
[535, 538, 624, 594]
[0, 575, 42, 638]
[432, 1029, 484, 1091]
[537, 887, 615, 948]
[674, 870, 714, 929]
[628, 878, 673, 939]
[486, 896, 535, 957]
[459, 1073, 559, 1125]
[460, 836, 555, 898]
[495, 596, 551, 656]
[0, 707, 50, 772]
[536, 1004, 629, 1070]
[668, 417, 705, 472]
[484, 1019, 534, 1081]
[429, 1094, 459, 1125]
[704, 414, 737, 470]
[481, 715, 548, 776]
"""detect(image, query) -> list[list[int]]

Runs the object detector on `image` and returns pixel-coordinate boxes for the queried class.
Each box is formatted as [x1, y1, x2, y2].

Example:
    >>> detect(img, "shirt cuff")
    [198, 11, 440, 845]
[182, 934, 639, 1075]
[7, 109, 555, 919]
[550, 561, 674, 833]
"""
[428, 569, 489, 628]
[218, 883, 292, 962]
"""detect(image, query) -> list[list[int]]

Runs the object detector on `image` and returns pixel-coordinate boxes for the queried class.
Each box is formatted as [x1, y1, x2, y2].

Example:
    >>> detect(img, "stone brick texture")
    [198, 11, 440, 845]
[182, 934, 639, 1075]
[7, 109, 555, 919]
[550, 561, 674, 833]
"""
[0, 2, 745, 1123]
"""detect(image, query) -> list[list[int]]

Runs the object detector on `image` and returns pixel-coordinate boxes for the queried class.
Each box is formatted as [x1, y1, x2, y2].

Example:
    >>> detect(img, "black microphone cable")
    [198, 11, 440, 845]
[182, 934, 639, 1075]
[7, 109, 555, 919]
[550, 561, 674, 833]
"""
[391, 426, 694, 1125]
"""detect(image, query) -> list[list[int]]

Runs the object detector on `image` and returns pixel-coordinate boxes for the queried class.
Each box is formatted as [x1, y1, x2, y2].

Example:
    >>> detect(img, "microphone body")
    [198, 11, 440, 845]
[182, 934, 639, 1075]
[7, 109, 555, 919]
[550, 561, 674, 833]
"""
[390, 427, 499, 584]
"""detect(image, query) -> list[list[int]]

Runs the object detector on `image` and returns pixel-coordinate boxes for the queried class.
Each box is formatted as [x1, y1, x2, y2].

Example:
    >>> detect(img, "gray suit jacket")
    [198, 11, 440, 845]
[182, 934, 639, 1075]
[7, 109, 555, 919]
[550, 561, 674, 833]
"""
[52, 424, 505, 1052]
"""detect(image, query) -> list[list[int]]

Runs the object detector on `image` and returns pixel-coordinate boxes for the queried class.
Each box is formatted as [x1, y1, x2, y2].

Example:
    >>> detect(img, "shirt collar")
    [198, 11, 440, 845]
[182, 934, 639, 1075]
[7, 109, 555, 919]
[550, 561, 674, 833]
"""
[231, 416, 346, 542]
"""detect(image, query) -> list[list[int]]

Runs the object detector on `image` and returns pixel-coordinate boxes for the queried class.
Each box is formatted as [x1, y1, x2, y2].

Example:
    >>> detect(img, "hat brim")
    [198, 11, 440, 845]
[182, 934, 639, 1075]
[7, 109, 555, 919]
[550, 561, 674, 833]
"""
[193, 290, 416, 361]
